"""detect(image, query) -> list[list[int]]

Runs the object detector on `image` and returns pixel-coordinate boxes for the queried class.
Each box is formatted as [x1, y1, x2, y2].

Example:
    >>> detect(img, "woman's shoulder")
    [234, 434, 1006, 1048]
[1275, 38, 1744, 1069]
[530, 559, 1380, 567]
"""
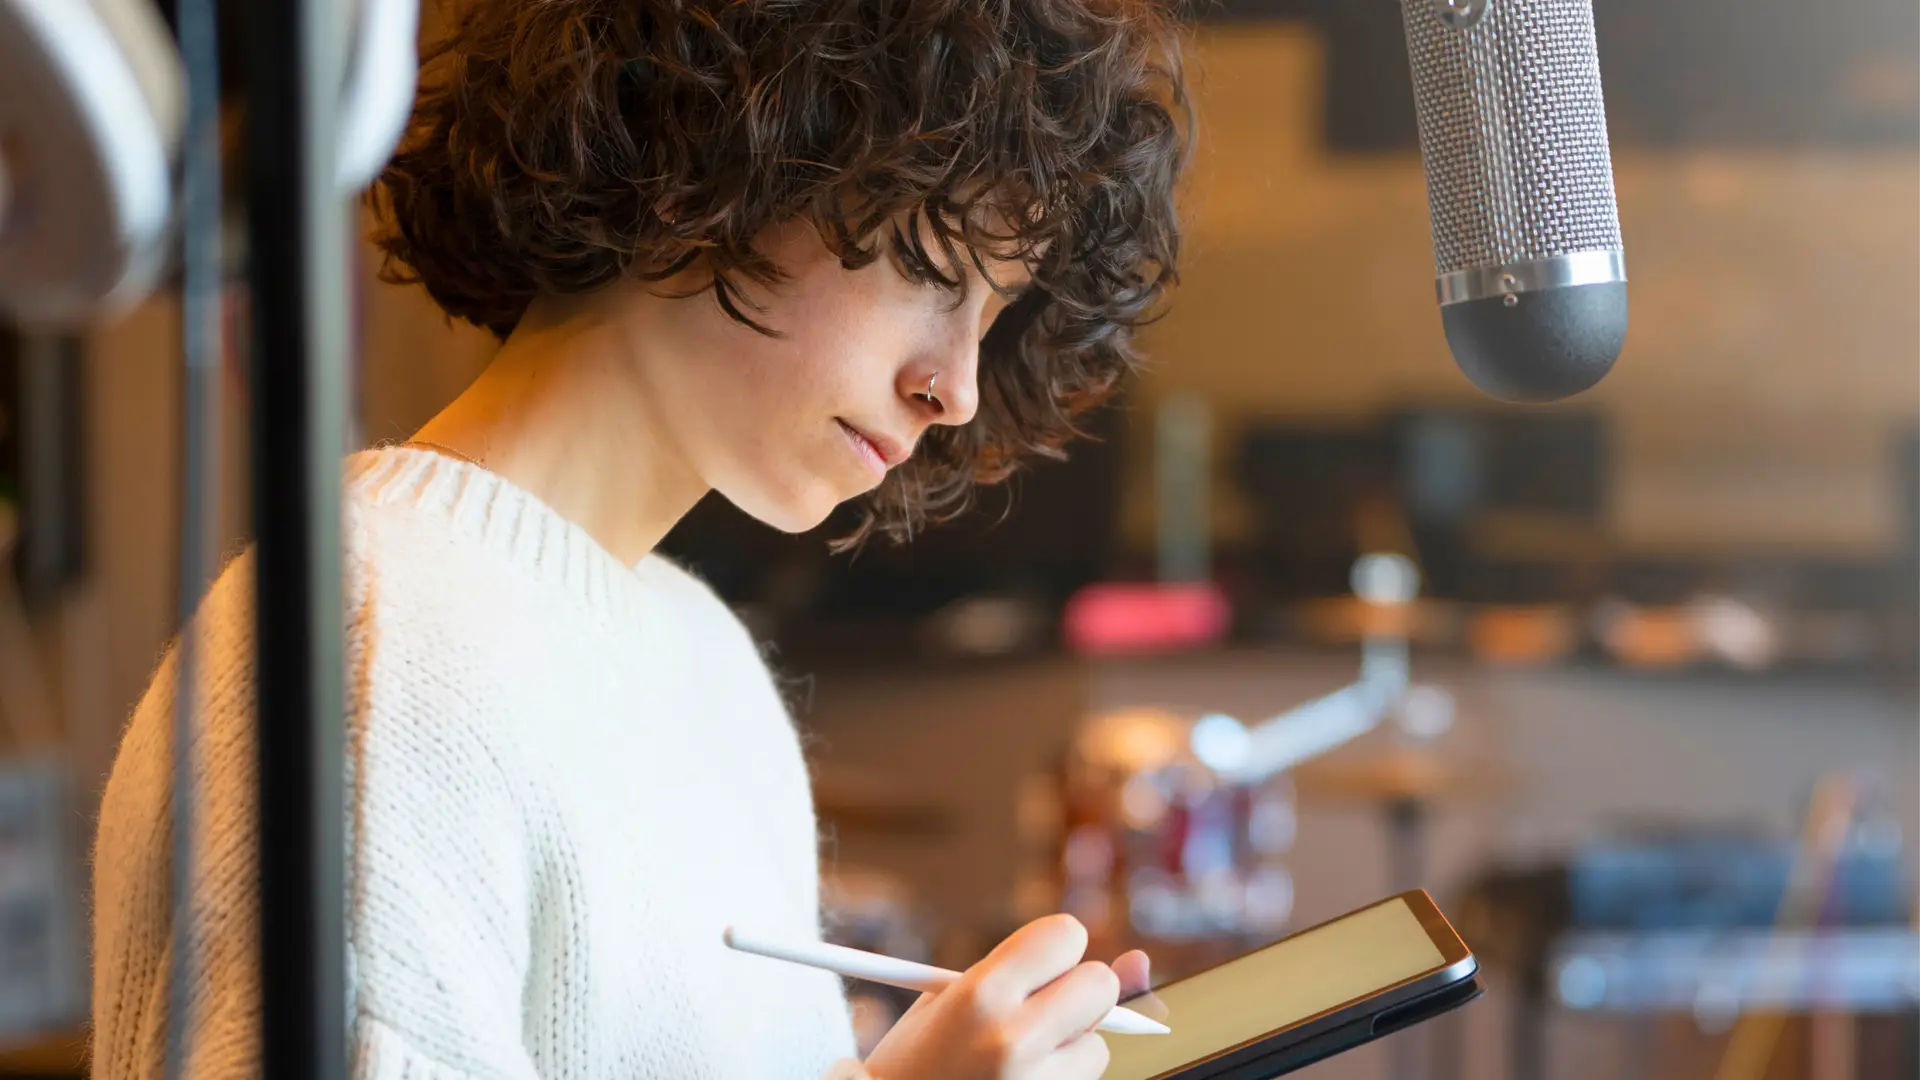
[633, 555, 772, 662]
[632, 554, 736, 626]
[633, 555, 804, 707]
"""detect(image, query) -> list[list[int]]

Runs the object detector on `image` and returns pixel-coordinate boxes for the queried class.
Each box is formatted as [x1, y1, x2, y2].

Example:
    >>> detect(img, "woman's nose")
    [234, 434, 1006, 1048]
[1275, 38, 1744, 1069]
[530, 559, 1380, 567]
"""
[902, 340, 981, 427]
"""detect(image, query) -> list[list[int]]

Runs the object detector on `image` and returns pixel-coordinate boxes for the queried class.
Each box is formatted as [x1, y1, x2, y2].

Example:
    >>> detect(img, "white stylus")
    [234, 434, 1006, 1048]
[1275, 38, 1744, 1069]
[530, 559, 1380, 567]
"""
[722, 926, 1171, 1036]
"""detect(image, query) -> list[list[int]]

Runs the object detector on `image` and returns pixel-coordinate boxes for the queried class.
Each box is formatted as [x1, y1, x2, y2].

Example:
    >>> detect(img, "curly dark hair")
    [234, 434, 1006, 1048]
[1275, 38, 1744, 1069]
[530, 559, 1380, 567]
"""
[373, 0, 1191, 545]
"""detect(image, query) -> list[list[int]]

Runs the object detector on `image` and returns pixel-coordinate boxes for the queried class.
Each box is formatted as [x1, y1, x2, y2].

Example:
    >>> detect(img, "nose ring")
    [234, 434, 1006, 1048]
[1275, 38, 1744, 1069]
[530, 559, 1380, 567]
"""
[918, 372, 941, 409]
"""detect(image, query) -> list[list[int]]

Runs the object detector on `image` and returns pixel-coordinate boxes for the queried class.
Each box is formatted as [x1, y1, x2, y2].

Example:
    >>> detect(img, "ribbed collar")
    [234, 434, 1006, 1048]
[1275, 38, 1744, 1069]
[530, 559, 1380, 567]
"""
[347, 446, 672, 629]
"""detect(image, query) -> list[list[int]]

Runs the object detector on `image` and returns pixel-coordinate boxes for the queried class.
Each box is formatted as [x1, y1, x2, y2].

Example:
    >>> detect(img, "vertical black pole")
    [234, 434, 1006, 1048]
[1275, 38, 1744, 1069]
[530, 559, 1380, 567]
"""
[244, 0, 348, 1075]
[1386, 797, 1429, 1080]
[1510, 990, 1546, 1080]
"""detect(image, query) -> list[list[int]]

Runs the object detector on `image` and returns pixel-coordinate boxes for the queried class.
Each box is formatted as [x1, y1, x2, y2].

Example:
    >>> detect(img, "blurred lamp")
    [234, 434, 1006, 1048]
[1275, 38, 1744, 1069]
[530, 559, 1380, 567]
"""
[1196, 554, 1422, 785]
[1188, 712, 1252, 775]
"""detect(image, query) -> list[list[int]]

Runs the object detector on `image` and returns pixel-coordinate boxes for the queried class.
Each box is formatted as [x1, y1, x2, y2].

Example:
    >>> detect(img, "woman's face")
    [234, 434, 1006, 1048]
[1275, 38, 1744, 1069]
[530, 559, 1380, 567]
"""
[620, 217, 1029, 533]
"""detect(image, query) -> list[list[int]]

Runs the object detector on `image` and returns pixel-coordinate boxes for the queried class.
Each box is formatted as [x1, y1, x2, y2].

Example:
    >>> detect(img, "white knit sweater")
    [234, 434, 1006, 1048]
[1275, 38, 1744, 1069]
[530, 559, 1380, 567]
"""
[92, 448, 862, 1079]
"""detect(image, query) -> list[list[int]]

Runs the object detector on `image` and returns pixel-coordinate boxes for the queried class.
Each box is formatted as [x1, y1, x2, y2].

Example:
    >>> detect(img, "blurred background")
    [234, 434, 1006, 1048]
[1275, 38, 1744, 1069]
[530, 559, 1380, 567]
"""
[2, 1, 1917, 1078]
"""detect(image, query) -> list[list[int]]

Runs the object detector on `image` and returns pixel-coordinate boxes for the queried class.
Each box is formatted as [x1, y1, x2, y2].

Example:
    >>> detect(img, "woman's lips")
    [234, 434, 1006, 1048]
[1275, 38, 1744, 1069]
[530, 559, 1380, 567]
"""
[838, 420, 891, 481]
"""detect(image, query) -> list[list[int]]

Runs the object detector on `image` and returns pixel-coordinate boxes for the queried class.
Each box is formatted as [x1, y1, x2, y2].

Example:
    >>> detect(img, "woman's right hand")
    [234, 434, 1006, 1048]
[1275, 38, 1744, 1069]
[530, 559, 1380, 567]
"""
[861, 914, 1119, 1080]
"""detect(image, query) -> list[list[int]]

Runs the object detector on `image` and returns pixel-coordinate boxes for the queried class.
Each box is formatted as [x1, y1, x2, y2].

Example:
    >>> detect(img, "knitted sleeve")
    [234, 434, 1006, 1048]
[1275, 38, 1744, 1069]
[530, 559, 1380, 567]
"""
[90, 552, 544, 1080]
[92, 555, 267, 1080]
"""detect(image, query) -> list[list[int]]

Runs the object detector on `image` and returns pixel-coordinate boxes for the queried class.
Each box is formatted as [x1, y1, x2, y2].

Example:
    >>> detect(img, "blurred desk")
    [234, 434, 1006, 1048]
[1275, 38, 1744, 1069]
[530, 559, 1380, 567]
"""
[1549, 928, 1920, 1014]
[0, 1028, 84, 1078]
[1500, 929, 1920, 1080]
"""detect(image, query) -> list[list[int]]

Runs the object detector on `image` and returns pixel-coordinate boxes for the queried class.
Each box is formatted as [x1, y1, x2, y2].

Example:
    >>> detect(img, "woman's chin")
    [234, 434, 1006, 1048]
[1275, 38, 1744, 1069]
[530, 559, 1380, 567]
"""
[723, 481, 849, 536]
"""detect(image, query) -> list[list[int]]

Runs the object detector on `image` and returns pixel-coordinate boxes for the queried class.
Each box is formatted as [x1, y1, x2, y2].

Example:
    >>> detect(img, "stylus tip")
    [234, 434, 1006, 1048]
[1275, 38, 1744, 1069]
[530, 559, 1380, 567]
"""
[1101, 1007, 1171, 1035]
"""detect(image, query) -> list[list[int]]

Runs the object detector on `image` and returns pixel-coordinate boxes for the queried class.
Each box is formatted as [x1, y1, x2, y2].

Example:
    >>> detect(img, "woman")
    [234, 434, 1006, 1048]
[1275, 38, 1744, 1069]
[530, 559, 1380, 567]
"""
[92, 0, 1189, 1077]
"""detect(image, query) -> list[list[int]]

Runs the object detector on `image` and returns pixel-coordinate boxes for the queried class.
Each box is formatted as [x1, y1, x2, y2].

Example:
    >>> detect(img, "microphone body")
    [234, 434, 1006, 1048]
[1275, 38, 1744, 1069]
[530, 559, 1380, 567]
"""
[1400, 0, 1627, 402]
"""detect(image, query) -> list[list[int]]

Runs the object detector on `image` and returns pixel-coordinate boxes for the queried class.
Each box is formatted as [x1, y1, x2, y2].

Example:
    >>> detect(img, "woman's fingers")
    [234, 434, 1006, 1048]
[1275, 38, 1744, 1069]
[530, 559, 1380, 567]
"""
[971, 914, 1091, 1010]
[1111, 950, 1150, 996]
[1013, 960, 1121, 1055]
[1045, 1030, 1113, 1080]
[1111, 948, 1169, 1022]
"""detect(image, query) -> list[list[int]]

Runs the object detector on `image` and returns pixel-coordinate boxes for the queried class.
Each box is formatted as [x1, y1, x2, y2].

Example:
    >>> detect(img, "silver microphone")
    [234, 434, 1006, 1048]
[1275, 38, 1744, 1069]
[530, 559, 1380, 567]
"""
[1400, 0, 1628, 402]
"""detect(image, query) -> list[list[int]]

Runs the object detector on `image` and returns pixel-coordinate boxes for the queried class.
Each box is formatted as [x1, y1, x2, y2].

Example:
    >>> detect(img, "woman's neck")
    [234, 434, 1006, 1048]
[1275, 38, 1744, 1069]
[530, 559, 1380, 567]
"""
[410, 297, 709, 566]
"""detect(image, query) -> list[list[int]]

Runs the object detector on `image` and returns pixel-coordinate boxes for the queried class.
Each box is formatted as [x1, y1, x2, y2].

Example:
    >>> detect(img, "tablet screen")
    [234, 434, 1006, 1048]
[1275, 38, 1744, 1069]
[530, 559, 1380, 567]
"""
[1101, 897, 1448, 1080]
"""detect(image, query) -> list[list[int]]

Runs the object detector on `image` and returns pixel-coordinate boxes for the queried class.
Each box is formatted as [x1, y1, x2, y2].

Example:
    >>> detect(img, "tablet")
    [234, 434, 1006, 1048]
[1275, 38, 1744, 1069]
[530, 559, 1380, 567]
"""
[1101, 890, 1479, 1080]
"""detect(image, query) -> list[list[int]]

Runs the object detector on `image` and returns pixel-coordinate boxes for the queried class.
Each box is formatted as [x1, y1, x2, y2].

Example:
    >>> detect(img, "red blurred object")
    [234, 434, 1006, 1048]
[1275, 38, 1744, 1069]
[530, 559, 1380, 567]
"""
[1061, 581, 1231, 656]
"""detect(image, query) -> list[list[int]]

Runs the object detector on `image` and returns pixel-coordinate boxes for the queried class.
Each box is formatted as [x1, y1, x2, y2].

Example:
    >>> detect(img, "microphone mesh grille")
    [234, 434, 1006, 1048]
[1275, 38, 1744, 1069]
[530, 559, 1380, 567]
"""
[1400, 0, 1623, 275]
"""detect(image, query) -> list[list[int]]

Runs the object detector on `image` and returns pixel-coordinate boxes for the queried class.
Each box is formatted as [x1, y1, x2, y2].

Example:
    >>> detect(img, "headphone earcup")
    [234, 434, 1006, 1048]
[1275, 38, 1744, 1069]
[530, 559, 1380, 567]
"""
[0, 0, 417, 328]
[0, 0, 184, 329]
[335, 0, 419, 192]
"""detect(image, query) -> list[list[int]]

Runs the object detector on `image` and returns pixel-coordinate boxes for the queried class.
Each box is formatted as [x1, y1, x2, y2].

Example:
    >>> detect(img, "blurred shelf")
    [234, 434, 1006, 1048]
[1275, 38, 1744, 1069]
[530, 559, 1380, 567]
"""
[0, 1027, 84, 1078]
[812, 763, 957, 838]
[1548, 928, 1920, 1014]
